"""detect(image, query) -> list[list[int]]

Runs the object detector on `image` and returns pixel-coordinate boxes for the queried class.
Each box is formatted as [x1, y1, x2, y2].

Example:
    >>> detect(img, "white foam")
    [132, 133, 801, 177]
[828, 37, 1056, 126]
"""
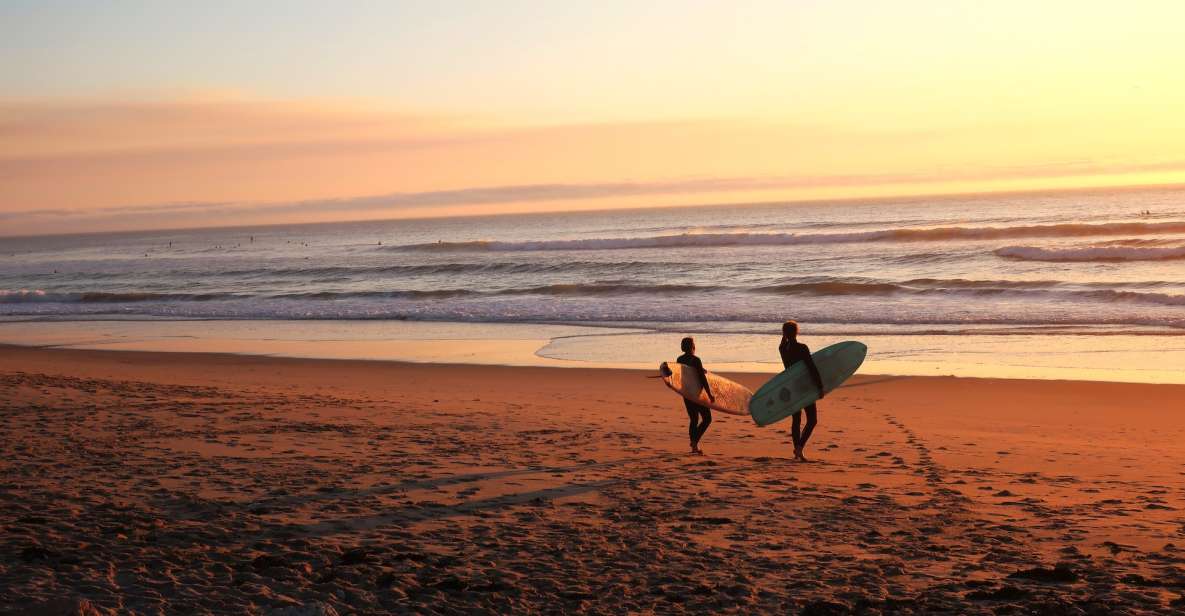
[0, 289, 49, 301]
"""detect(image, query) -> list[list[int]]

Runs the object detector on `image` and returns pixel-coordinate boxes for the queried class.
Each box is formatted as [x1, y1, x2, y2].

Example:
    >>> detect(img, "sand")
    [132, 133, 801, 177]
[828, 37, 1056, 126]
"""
[2, 345, 1184, 614]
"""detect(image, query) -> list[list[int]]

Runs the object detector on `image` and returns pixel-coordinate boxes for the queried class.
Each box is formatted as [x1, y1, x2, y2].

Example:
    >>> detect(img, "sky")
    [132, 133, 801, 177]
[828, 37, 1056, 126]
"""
[3, 0, 1185, 234]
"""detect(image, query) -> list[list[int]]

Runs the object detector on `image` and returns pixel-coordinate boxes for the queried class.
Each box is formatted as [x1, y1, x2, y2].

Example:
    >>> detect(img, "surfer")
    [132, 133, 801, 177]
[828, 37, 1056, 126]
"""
[779, 320, 825, 462]
[677, 337, 715, 455]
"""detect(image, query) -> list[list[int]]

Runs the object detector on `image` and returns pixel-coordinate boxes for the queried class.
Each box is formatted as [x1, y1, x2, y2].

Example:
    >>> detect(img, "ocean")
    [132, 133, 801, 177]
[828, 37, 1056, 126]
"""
[3, 186, 1184, 382]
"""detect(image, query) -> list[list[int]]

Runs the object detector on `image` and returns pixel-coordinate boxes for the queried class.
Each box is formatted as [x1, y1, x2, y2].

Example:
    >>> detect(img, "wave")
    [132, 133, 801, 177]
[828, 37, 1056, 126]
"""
[388, 221, 1185, 252]
[755, 278, 1086, 295]
[278, 283, 715, 299]
[900, 278, 1059, 290]
[497, 283, 710, 296]
[92, 261, 676, 280]
[0, 290, 48, 301]
[4, 302, 1183, 331]
[1081, 289, 1185, 306]
[0, 290, 248, 303]
[751, 281, 1185, 307]
[1096, 238, 1182, 247]
[7, 279, 1183, 308]
[1, 283, 720, 304]
[995, 245, 1185, 262]
[754, 281, 904, 295]
[273, 289, 478, 300]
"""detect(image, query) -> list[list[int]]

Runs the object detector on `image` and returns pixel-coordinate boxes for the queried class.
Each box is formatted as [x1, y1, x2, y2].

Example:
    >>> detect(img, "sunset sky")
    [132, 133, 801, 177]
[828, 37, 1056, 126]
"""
[3, 0, 1185, 234]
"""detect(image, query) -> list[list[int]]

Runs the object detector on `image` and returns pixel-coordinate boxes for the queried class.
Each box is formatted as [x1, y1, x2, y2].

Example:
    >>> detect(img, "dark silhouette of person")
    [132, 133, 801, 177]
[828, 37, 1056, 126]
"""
[677, 336, 715, 455]
[779, 320, 825, 461]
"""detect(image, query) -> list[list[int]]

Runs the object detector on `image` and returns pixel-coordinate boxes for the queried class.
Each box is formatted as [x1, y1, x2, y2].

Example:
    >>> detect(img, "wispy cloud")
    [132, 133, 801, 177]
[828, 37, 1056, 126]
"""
[8, 159, 1185, 233]
[5, 97, 1185, 235]
[2, 178, 783, 223]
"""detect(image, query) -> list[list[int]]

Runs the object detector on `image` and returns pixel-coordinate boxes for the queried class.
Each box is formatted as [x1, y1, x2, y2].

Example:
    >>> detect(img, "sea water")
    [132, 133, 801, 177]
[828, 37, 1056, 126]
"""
[2, 186, 1184, 382]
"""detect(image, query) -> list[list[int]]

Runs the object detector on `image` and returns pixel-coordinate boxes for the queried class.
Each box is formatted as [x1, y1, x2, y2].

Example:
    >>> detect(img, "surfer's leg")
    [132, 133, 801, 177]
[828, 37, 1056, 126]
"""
[799, 404, 818, 449]
[791, 413, 803, 458]
[685, 401, 707, 451]
[696, 408, 712, 445]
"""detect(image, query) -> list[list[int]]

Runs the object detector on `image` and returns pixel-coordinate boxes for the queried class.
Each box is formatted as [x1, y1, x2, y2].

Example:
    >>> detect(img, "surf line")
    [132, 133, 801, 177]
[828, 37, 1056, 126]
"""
[836, 375, 912, 390]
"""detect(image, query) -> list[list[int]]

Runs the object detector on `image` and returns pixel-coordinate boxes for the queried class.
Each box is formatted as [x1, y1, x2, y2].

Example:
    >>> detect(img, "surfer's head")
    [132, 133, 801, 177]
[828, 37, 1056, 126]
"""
[782, 320, 799, 339]
[681, 337, 695, 353]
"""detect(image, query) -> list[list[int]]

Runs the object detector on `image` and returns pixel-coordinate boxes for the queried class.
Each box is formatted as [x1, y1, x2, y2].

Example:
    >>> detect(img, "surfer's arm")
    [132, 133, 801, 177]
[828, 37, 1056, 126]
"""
[806, 356, 825, 399]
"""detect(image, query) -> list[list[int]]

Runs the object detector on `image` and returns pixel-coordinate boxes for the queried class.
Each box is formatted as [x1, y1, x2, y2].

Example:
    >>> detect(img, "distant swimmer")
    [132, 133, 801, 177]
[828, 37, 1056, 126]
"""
[677, 336, 715, 455]
[778, 320, 825, 462]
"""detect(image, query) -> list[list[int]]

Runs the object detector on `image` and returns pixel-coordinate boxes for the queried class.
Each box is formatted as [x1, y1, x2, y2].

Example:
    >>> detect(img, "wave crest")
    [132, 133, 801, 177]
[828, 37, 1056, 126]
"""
[5, 279, 1183, 308]
[0, 290, 246, 303]
[390, 221, 1185, 252]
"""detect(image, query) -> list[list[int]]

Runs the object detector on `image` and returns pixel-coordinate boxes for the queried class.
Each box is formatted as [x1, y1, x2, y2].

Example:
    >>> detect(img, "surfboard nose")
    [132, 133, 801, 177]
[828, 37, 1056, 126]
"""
[848, 341, 869, 362]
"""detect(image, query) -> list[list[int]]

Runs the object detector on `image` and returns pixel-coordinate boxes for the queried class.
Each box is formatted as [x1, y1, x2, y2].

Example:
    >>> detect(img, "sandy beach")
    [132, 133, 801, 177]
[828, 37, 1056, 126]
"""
[8, 2, 1185, 614]
[2, 345, 1184, 614]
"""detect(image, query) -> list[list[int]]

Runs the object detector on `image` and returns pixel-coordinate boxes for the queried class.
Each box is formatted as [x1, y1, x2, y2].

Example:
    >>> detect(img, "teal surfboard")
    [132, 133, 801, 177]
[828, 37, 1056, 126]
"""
[748, 341, 867, 427]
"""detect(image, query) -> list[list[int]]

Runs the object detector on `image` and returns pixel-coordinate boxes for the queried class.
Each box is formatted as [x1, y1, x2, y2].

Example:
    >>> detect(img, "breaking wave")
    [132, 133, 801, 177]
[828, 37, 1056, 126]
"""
[390, 221, 1185, 252]
[6, 279, 1183, 307]
[0, 290, 248, 303]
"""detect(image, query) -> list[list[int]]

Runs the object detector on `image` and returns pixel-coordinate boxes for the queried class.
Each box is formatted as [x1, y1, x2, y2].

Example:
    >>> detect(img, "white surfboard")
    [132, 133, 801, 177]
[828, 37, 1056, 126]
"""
[659, 362, 752, 416]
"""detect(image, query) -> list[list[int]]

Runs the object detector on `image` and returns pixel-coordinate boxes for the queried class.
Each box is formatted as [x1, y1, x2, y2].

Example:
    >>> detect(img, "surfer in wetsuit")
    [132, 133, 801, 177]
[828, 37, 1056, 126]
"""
[677, 337, 715, 455]
[779, 320, 825, 462]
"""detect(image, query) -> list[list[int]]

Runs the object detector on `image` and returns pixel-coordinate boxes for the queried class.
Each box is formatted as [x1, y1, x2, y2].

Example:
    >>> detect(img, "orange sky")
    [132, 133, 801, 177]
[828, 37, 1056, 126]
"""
[3, 2, 1185, 234]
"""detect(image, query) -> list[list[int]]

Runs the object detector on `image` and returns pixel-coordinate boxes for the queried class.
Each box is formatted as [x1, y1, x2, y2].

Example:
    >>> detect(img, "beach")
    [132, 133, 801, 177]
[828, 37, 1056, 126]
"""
[3, 345, 1184, 614]
[8, 3, 1185, 614]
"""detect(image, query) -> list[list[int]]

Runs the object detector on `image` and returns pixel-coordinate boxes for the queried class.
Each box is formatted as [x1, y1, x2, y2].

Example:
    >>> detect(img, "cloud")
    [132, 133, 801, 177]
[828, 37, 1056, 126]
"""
[8, 159, 1185, 232]
[3, 178, 783, 223]
[0, 98, 463, 156]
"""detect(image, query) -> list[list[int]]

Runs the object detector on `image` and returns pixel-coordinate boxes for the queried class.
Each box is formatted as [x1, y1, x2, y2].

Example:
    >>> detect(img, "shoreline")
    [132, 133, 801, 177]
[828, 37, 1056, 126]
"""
[2, 318, 1184, 385]
[5, 342, 1185, 390]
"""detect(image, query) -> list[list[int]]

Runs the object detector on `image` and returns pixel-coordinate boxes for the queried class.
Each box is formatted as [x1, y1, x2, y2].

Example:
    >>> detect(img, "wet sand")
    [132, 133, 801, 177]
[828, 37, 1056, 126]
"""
[2, 345, 1184, 614]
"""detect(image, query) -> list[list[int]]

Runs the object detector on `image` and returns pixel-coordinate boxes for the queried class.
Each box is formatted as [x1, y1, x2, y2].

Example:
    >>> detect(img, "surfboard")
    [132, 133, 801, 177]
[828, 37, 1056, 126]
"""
[659, 361, 752, 416]
[748, 341, 867, 427]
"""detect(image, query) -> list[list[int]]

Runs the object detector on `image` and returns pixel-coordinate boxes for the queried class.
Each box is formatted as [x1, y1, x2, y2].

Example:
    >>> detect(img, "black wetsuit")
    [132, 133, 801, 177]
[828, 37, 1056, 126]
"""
[677, 352, 713, 446]
[779, 339, 824, 451]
